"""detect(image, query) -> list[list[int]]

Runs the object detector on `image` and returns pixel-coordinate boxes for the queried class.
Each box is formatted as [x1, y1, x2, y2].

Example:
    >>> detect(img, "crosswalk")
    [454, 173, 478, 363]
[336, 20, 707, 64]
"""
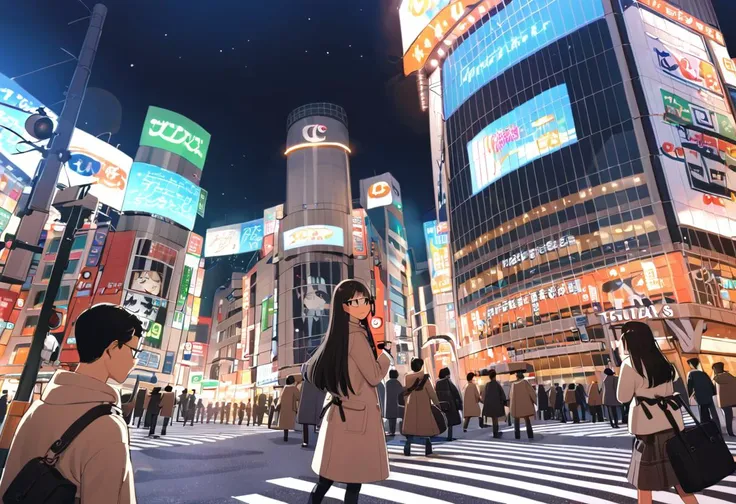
[128, 425, 277, 451]
[500, 413, 699, 438]
[231, 438, 736, 504]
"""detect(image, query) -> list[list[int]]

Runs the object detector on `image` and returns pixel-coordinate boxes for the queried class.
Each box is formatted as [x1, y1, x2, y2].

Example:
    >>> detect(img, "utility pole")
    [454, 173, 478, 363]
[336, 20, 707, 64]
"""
[0, 4, 107, 469]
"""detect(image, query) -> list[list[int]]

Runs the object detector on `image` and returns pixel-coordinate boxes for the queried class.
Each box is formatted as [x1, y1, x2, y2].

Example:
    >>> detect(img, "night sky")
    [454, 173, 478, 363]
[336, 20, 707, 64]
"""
[2, 0, 736, 314]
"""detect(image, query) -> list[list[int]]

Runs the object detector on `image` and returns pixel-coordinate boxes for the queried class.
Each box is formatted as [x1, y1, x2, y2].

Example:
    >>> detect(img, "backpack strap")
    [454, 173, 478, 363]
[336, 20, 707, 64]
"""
[44, 403, 119, 466]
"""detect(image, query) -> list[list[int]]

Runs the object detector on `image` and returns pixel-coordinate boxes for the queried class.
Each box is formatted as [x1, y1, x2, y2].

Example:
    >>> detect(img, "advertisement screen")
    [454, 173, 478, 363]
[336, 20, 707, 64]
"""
[423, 220, 452, 295]
[204, 218, 264, 258]
[139, 106, 210, 170]
[467, 84, 578, 195]
[63, 130, 131, 210]
[442, 0, 605, 118]
[186, 233, 204, 257]
[709, 40, 736, 89]
[122, 162, 201, 230]
[351, 209, 368, 259]
[283, 225, 344, 251]
[263, 204, 284, 236]
[623, 2, 736, 238]
[399, 0, 453, 54]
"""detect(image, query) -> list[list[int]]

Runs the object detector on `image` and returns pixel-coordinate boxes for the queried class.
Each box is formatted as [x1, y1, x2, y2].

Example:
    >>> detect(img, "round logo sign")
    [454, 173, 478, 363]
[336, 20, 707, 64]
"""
[183, 342, 193, 352]
[368, 181, 391, 198]
[370, 317, 383, 329]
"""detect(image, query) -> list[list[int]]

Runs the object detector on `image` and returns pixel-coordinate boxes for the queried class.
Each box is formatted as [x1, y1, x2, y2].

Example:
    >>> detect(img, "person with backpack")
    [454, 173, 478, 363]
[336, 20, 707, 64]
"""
[0, 303, 139, 503]
[401, 358, 441, 456]
[435, 367, 462, 441]
[617, 321, 698, 504]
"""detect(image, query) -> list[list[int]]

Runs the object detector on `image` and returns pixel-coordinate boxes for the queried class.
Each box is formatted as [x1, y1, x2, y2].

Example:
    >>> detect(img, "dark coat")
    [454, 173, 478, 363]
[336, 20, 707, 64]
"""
[0, 394, 8, 423]
[687, 370, 716, 405]
[384, 378, 404, 420]
[435, 377, 463, 426]
[536, 385, 548, 411]
[575, 384, 587, 406]
[134, 389, 147, 416]
[554, 386, 564, 409]
[186, 394, 197, 420]
[377, 381, 386, 417]
[602, 375, 621, 406]
[297, 379, 327, 426]
[146, 388, 163, 424]
[482, 380, 506, 418]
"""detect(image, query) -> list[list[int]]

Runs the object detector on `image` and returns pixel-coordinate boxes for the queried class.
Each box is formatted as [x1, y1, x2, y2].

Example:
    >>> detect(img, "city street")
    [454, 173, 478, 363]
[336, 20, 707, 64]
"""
[130, 418, 736, 504]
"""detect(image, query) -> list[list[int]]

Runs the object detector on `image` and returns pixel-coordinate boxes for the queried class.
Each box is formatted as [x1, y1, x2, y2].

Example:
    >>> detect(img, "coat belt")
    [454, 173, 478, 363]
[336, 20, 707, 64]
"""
[320, 396, 346, 423]
[634, 395, 681, 420]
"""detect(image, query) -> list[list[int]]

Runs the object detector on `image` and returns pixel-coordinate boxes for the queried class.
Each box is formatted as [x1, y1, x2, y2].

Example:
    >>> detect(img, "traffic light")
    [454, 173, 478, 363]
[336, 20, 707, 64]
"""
[24, 111, 54, 141]
[48, 309, 63, 331]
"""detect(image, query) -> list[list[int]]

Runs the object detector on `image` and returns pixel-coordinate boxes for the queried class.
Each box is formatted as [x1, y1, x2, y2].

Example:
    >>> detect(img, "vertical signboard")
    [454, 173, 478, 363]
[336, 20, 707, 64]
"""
[176, 266, 193, 311]
[351, 209, 368, 259]
[241, 274, 251, 360]
[423, 220, 452, 295]
[139, 106, 211, 170]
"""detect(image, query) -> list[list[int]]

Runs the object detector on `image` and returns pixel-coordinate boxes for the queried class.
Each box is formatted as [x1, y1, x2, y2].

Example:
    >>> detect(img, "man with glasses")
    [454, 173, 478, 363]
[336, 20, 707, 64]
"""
[0, 303, 141, 503]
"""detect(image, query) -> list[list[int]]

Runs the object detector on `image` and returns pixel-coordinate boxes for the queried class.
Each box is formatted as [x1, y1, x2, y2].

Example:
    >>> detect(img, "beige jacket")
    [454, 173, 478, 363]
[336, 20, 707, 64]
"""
[312, 320, 391, 483]
[509, 379, 537, 418]
[714, 371, 736, 408]
[276, 383, 299, 430]
[402, 371, 440, 437]
[160, 391, 175, 418]
[617, 357, 684, 435]
[0, 370, 136, 503]
[462, 382, 481, 418]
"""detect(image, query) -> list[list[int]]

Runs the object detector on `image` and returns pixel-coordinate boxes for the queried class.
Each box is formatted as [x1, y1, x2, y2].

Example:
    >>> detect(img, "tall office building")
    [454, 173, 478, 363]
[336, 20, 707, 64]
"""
[401, 0, 736, 386]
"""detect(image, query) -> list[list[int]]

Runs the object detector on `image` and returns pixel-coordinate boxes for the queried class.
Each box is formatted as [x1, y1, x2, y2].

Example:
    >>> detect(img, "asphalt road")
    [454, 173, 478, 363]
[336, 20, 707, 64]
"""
[130, 417, 736, 504]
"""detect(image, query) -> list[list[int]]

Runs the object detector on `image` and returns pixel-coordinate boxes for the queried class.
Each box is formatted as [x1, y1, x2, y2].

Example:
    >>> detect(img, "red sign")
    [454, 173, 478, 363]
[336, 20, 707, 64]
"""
[636, 0, 724, 45]
[0, 289, 19, 321]
[187, 233, 204, 257]
[191, 342, 207, 356]
[149, 242, 177, 266]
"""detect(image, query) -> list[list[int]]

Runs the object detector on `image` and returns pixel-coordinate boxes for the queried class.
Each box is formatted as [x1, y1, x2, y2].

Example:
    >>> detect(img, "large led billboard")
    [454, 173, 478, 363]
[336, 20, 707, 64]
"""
[122, 162, 201, 230]
[423, 220, 452, 295]
[399, 0, 453, 54]
[442, 0, 605, 118]
[65, 129, 132, 210]
[204, 218, 264, 258]
[283, 225, 344, 251]
[139, 106, 211, 170]
[466, 83, 578, 195]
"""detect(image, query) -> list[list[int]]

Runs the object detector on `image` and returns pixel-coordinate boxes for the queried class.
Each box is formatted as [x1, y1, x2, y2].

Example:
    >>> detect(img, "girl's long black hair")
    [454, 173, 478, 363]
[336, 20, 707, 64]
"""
[306, 279, 373, 397]
[621, 321, 675, 388]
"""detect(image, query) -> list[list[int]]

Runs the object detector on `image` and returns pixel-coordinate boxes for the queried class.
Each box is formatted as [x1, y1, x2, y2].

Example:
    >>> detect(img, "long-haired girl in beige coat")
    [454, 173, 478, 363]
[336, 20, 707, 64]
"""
[305, 279, 392, 504]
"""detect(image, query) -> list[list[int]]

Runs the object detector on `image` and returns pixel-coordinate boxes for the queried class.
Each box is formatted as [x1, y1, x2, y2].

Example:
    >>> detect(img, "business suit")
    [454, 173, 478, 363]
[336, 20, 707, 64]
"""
[688, 369, 718, 427]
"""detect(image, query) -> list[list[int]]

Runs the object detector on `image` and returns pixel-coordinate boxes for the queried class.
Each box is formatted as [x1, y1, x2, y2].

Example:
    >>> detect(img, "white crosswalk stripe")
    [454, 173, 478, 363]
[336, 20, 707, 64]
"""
[231, 438, 736, 503]
[128, 425, 277, 451]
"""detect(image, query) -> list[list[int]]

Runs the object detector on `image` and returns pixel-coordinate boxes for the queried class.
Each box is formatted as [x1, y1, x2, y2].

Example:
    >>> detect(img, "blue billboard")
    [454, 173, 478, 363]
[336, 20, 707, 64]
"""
[466, 83, 578, 195]
[122, 162, 201, 230]
[442, 0, 605, 118]
[204, 218, 264, 258]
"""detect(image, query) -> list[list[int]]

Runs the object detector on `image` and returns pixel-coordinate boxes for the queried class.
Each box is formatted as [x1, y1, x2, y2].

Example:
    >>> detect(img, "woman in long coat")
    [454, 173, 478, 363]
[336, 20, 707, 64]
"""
[482, 369, 506, 437]
[275, 374, 299, 442]
[297, 371, 328, 447]
[402, 358, 440, 456]
[602, 368, 622, 428]
[536, 384, 548, 420]
[435, 367, 462, 441]
[547, 384, 558, 420]
[462, 372, 482, 430]
[509, 371, 536, 439]
[306, 280, 392, 504]
[587, 381, 604, 422]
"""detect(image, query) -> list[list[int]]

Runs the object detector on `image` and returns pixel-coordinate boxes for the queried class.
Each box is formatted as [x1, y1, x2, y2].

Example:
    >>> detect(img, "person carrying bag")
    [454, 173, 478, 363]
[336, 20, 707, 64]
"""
[401, 358, 443, 456]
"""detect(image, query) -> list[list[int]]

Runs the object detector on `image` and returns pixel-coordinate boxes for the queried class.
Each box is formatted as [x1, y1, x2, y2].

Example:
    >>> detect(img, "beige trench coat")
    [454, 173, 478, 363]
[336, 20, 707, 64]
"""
[463, 382, 482, 418]
[311, 320, 390, 484]
[276, 383, 299, 430]
[714, 372, 736, 408]
[402, 371, 440, 437]
[587, 382, 602, 406]
[160, 392, 175, 418]
[509, 379, 537, 419]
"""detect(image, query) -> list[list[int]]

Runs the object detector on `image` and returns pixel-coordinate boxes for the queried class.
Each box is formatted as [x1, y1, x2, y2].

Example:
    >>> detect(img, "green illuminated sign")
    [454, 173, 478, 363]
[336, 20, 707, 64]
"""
[197, 189, 208, 217]
[147, 323, 162, 341]
[139, 106, 211, 170]
[176, 266, 193, 311]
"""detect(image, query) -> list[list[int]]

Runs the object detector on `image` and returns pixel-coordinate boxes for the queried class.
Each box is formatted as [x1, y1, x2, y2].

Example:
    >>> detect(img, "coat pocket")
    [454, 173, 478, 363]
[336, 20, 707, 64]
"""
[341, 400, 367, 435]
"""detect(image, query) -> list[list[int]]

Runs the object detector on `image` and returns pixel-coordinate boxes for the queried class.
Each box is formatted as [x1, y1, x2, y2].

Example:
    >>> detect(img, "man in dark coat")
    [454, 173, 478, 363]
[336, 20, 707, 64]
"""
[297, 378, 327, 447]
[245, 399, 252, 426]
[133, 388, 147, 428]
[384, 369, 404, 436]
[536, 384, 548, 420]
[223, 402, 231, 425]
[575, 383, 588, 422]
[238, 402, 246, 425]
[0, 390, 8, 427]
[257, 394, 267, 425]
[481, 369, 505, 438]
[146, 387, 163, 437]
[687, 358, 719, 427]
[435, 367, 463, 441]
[186, 392, 197, 426]
[206, 402, 213, 423]
[177, 389, 188, 422]
[554, 383, 567, 423]
[195, 398, 204, 423]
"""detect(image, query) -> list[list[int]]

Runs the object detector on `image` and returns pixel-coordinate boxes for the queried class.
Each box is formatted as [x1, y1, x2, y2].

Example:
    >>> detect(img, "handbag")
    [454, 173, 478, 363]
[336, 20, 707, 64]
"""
[4, 404, 117, 504]
[431, 404, 447, 435]
[640, 393, 736, 494]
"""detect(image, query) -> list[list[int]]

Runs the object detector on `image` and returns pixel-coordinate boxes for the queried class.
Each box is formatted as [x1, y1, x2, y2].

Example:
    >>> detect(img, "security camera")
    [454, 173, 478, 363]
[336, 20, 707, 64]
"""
[24, 113, 54, 141]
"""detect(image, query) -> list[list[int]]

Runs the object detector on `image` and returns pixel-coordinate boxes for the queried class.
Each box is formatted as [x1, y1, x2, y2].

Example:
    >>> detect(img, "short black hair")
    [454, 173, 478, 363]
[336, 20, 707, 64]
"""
[713, 362, 725, 373]
[389, 369, 399, 379]
[687, 358, 700, 369]
[164, 385, 173, 392]
[410, 358, 424, 372]
[286, 375, 295, 385]
[489, 369, 497, 379]
[516, 371, 525, 379]
[604, 368, 614, 376]
[1, 390, 7, 394]
[75, 304, 143, 363]
[466, 372, 475, 381]
[438, 367, 450, 379]
[568, 383, 575, 390]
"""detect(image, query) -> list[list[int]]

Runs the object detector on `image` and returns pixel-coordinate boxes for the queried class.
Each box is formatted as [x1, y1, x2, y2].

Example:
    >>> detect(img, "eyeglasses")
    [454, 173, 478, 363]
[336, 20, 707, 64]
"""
[344, 297, 372, 307]
[123, 343, 142, 357]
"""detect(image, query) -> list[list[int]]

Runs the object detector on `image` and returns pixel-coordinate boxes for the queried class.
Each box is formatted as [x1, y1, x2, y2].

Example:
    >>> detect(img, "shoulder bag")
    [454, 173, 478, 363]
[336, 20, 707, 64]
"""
[638, 393, 736, 493]
[3, 403, 118, 504]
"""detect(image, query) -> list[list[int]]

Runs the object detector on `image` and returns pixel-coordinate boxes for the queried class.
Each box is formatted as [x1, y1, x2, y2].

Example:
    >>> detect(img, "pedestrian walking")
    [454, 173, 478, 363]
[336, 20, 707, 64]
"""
[196, 398, 204, 424]
[384, 369, 404, 436]
[435, 367, 462, 441]
[238, 402, 245, 425]
[245, 399, 252, 426]
[536, 384, 548, 420]
[481, 369, 506, 438]
[0, 390, 8, 427]
[134, 389, 147, 428]
[267, 396, 274, 427]
[462, 372, 483, 432]
[186, 392, 197, 426]
[547, 383, 558, 420]
[177, 388, 188, 422]
[565, 384, 580, 423]
[220, 402, 228, 424]
[554, 383, 567, 422]
[232, 401, 239, 424]
[402, 358, 440, 457]
[377, 379, 386, 420]
[213, 402, 221, 424]
[617, 321, 698, 504]
[575, 383, 588, 421]
[502, 381, 512, 426]
[146, 387, 163, 437]
[275, 375, 299, 442]
[206, 402, 213, 423]
[687, 358, 719, 427]
[257, 394, 267, 425]
[297, 373, 327, 447]
[160, 385, 175, 436]
[587, 381, 605, 423]
[603, 367, 622, 428]
[509, 370, 536, 439]
[305, 279, 392, 504]
[712, 362, 736, 437]
[142, 388, 154, 429]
